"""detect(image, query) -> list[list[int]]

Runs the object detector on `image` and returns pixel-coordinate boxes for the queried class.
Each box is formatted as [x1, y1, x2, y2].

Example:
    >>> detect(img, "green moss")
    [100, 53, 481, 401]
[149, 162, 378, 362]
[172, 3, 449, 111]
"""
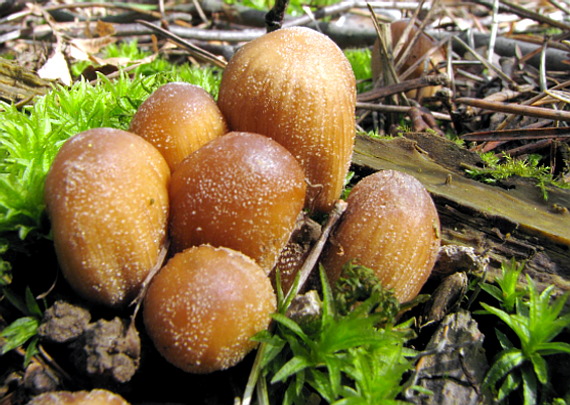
[0, 56, 222, 279]
[465, 152, 570, 200]
[345, 48, 372, 93]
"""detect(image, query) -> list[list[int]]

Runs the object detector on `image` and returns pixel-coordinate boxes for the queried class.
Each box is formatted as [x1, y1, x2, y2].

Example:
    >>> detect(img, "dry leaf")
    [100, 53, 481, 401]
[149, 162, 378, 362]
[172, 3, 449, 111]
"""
[96, 20, 116, 37]
[38, 47, 71, 86]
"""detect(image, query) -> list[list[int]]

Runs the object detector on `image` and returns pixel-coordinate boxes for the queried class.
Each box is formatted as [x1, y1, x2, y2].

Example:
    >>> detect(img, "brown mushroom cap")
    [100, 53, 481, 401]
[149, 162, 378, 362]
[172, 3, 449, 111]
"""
[129, 82, 227, 171]
[27, 389, 130, 405]
[217, 26, 356, 213]
[321, 170, 440, 303]
[169, 131, 307, 273]
[143, 245, 276, 374]
[44, 128, 170, 307]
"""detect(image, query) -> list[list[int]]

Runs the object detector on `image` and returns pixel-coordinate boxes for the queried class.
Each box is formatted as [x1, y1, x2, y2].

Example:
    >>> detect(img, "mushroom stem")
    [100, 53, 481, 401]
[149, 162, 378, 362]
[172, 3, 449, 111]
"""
[240, 199, 347, 405]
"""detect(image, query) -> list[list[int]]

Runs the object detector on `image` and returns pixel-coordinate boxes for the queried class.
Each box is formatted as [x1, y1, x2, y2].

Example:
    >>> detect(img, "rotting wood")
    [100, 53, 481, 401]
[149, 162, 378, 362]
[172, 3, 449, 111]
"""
[352, 133, 570, 293]
[0, 58, 53, 104]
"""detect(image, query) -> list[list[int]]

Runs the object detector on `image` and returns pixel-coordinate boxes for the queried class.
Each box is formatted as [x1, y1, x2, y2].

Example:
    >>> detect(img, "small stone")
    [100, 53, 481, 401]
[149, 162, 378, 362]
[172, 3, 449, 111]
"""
[37, 300, 91, 343]
[70, 317, 140, 384]
[22, 361, 61, 395]
[286, 290, 322, 326]
[432, 245, 489, 277]
[406, 310, 491, 405]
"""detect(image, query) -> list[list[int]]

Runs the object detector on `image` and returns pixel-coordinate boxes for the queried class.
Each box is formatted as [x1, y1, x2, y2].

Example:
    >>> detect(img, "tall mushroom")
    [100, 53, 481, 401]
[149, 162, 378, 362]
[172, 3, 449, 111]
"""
[44, 128, 170, 307]
[217, 26, 356, 213]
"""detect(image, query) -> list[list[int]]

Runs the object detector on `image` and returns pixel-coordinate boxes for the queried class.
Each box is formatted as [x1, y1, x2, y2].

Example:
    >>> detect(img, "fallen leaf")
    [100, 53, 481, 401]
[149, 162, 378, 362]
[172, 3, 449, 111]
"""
[38, 47, 71, 86]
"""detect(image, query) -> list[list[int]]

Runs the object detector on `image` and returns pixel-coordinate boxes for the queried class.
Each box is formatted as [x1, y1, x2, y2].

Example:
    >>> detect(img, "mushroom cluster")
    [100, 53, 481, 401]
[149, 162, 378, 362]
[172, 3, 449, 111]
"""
[44, 26, 441, 376]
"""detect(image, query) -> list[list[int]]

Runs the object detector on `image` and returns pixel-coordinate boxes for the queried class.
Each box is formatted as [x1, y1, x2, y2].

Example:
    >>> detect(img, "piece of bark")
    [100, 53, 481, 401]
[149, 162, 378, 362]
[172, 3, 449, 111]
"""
[422, 271, 469, 324]
[352, 133, 570, 295]
[0, 59, 53, 103]
[406, 310, 491, 405]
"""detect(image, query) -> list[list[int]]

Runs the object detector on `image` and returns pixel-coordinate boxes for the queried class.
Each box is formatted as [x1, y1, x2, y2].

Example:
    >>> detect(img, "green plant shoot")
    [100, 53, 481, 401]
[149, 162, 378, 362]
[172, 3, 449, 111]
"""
[478, 261, 570, 405]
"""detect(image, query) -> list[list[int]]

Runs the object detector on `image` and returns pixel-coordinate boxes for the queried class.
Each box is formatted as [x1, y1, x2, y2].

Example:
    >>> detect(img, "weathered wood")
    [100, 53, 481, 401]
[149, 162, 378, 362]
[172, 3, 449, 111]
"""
[405, 310, 491, 405]
[0, 59, 53, 104]
[352, 133, 570, 292]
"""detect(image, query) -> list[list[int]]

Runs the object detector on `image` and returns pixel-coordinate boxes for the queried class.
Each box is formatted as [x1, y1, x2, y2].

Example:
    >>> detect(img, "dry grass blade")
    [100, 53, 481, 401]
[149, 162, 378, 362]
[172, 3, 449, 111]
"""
[358, 74, 449, 101]
[456, 97, 570, 122]
[452, 36, 518, 87]
[135, 19, 227, 68]
[393, 0, 442, 74]
[461, 126, 570, 141]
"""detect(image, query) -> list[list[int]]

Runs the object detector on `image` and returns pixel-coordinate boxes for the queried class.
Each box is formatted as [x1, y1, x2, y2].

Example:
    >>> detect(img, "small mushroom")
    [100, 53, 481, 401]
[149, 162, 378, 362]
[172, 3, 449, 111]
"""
[143, 245, 276, 374]
[44, 128, 170, 307]
[217, 26, 356, 213]
[169, 131, 306, 273]
[129, 82, 227, 171]
[321, 170, 440, 303]
[27, 389, 130, 405]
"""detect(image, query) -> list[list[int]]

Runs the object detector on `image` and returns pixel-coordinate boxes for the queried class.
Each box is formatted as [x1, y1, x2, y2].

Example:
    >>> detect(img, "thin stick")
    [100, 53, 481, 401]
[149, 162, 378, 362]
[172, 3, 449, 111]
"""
[452, 36, 518, 87]
[357, 102, 452, 121]
[240, 200, 347, 405]
[487, 0, 499, 63]
[129, 240, 170, 329]
[135, 19, 227, 68]
[461, 126, 570, 141]
[358, 74, 449, 101]
[456, 97, 570, 122]
[286, 200, 347, 300]
[265, 0, 290, 32]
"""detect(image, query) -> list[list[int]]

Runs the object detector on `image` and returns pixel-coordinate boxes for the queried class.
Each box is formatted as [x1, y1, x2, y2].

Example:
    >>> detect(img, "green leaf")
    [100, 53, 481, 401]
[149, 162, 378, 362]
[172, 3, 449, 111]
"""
[272, 356, 312, 384]
[2, 287, 28, 314]
[309, 367, 338, 403]
[483, 348, 525, 391]
[520, 364, 538, 405]
[23, 337, 39, 367]
[24, 286, 42, 318]
[480, 283, 504, 303]
[535, 341, 570, 356]
[481, 302, 530, 348]
[495, 328, 515, 350]
[319, 264, 336, 326]
[528, 352, 548, 385]
[272, 313, 311, 343]
[497, 371, 521, 403]
[0, 316, 39, 354]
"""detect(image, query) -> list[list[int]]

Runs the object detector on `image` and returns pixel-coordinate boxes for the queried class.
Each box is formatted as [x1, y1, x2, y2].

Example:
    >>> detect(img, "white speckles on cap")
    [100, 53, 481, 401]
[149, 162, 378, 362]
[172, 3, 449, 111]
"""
[44, 128, 170, 307]
[321, 170, 441, 303]
[143, 245, 276, 374]
[130, 82, 228, 171]
[169, 132, 307, 273]
[218, 27, 356, 212]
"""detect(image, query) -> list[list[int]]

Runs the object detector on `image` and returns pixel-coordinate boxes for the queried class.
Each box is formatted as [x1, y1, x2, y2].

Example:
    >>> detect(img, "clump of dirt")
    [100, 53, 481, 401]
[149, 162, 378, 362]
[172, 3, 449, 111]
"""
[38, 300, 91, 344]
[69, 317, 140, 385]
[38, 300, 141, 388]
